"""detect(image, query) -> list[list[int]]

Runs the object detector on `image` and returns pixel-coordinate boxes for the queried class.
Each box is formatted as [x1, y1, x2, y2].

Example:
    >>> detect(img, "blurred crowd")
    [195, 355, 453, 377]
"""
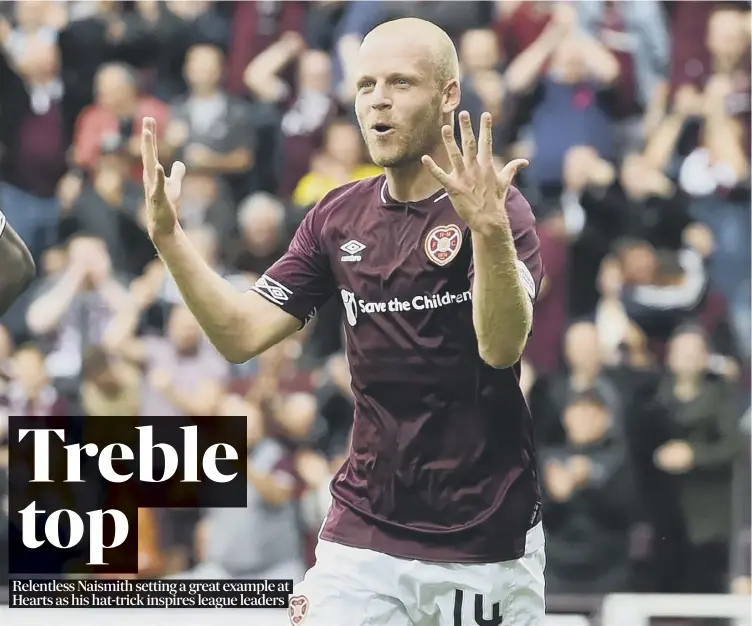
[0, 0, 750, 599]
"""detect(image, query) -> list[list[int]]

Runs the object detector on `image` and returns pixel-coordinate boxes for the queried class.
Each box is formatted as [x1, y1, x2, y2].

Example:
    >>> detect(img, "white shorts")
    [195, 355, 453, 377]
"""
[278, 523, 546, 626]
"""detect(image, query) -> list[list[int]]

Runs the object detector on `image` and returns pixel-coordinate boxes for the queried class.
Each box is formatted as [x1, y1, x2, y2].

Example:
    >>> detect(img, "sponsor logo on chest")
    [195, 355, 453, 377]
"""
[340, 288, 471, 327]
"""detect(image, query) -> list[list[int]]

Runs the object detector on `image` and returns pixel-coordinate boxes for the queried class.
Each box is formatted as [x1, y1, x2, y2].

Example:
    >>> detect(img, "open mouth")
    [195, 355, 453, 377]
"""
[372, 124, 395, 136]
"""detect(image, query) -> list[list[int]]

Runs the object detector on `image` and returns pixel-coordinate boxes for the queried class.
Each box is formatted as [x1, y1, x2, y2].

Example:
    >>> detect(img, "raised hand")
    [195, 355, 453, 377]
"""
[141, 117, 186, 241]
[421, 111, 527, 234]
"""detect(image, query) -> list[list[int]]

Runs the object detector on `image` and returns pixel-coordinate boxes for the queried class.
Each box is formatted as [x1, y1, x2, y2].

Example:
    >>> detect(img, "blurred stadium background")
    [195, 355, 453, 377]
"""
[0, 0, 750, 624]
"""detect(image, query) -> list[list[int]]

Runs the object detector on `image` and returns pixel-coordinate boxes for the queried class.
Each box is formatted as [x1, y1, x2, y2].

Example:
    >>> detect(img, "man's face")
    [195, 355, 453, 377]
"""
[325, 122, 363, 167]
[15, 0, 46, 30]
[242, 206, 283, 253]
[299, 50, 332, 94]
[621, 244, 657, 285]
[95, 67, 135, 111]
[354, 39, 446, 168]
[11, 349, 47, 396]
[564, 402, 609, 446]
[707, 10, 748, 63]
[459, 29, 499, 74]
[91, 368, 122, 397]
[667, 332, 708, 378]
[185, 46, 223, 91]
[564, 322, 601, 373]
[167, 306, 202, 352]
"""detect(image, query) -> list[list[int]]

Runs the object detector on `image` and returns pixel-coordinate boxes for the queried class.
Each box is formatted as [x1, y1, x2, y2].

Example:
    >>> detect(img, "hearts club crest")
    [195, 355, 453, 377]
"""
[424, 224, 462, 266]
[288, 595, 309, 625]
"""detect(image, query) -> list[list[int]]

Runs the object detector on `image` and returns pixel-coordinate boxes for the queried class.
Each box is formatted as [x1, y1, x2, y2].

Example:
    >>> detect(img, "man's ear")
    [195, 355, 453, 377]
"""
[442, 79, 461, 114]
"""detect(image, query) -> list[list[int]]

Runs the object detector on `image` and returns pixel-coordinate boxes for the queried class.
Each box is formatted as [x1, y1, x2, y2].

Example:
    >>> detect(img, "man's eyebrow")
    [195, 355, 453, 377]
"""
[356, 72, 423, 84]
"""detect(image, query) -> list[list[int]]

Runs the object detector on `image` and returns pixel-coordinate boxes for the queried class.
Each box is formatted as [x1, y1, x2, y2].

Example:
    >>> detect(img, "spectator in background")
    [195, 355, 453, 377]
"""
[376, 0, 488, 39]
[167, 43, 256, 201]
[645, 6, 750, 357]
[57, 0, 151, 111]
[277, 48, 337, 199]
[181, 399, 305, 582]
[612, 225, 711, 345]
[227, 192, 289, 275]
[0, 35, 66, 262]
[4, 343, 67, 417]
[541, 392, 641, 593]
[25, 235, 130, 382]
[58, 140, 153, 278]
[648, 325, 743, 593]
[494, 0, 554, 62]
[457, 28, 512, 149]
[224, 1, 306, 98]
[576, 0, 670, 154]
[73, 61, 170, 182]
[176, 172, 236, 247]
[80, 346, 140, 417]
[461, 27, 504, 76]
[0, 0, 59, 64]
[305, 0, 382, 107]
[505, 3, 620, 192]
[292, 119, 380, 210]
[243, 30, 307, 106]
[531, 320, 627, 446]
[592, 254, 653, 368]
[139, 0, 230, 102]
[103, 293, 229, 418]
[153, 225, 246, 309]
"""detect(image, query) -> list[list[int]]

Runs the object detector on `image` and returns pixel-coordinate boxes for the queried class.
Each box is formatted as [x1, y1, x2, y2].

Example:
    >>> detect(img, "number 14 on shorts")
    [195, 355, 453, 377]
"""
[453, 589, 502, 626]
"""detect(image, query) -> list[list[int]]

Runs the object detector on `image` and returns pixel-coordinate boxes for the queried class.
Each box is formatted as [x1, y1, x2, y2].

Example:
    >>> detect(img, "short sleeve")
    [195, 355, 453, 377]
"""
[252, 205, 335, 326]
[468, 186, 544, 303]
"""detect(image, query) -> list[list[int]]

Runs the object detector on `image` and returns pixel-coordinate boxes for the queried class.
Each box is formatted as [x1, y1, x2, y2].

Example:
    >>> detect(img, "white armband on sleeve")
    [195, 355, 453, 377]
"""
[516, 259, 536, 301]
[0, 210, 6, 238]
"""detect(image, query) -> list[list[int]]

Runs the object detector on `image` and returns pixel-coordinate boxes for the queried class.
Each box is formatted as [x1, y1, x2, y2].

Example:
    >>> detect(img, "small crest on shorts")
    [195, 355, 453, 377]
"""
[288, 595, 309, 625]
[425, 224, 462, 266]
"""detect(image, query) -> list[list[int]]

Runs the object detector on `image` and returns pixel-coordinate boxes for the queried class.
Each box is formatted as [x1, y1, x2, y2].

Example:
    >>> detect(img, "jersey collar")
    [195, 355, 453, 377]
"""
[378, 177, 449, 210]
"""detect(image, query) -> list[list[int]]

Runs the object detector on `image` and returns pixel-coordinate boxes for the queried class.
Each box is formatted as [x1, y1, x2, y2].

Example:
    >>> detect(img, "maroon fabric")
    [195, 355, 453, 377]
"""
[6, 103, 67, 198]
[2, 384, 68, 419]
[600, 1, 641, 118]
[224, 1, 307, 97]
[524, 222, 568, 376]
[495, 1, 552, 60]
[668, 1, 717, 94]
[277, 104, 335, 200]
[256, 176, 544, 563]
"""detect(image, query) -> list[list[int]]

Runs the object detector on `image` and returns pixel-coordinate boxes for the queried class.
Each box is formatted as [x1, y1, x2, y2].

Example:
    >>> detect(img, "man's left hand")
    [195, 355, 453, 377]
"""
[422, 110, 528, 235]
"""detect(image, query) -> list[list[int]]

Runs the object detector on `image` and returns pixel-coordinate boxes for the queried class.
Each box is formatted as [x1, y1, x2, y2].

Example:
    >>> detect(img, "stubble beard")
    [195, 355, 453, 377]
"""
[365, 106, 444, 169]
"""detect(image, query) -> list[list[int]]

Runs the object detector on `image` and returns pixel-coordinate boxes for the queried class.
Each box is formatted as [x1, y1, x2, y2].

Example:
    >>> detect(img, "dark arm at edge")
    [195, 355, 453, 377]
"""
[0, 216, 36, 316]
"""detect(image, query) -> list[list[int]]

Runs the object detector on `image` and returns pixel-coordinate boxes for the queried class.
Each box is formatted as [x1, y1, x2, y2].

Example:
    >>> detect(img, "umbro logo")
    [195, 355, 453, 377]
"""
[340, 240, 366, 262]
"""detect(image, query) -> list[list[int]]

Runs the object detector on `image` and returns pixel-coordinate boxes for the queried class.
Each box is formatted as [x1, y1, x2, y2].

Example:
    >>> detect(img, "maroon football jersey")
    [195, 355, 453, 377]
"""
[252, 175, 544, 563]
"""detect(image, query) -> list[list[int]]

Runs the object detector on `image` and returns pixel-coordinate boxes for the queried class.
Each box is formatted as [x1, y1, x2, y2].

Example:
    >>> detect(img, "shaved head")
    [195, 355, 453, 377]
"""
[362, 18, 460, 88]
[355, 18, 462, 168]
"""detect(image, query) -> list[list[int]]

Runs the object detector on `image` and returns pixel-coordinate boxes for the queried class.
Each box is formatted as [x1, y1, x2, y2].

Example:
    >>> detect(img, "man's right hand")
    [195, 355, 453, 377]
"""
[141, 117, 186, 242]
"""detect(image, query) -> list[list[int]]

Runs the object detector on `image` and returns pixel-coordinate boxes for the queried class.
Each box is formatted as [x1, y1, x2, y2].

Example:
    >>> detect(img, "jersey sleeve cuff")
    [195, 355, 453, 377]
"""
[516, 260, 536, 302]
[250, 273, 316, 329]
